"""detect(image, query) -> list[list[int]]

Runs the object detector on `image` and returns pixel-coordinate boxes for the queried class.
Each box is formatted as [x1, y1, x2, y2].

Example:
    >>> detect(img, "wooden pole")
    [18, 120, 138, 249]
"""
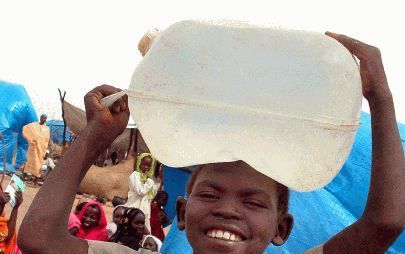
[58, 89, 67, 146]
[126, 129, 134, 160]
[133, 129, 139, 170]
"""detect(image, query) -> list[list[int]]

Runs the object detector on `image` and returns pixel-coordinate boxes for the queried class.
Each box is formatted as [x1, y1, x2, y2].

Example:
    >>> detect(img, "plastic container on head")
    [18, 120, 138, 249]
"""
[126, 20, 362, 192]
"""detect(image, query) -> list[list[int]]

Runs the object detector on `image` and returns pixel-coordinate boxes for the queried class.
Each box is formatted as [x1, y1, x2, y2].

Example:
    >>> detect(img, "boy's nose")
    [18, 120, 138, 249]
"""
[211, 198, 242, 220]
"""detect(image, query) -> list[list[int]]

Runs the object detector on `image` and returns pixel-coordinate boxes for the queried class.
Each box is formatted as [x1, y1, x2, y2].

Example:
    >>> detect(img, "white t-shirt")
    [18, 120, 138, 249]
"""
[87, 240, 322, 254]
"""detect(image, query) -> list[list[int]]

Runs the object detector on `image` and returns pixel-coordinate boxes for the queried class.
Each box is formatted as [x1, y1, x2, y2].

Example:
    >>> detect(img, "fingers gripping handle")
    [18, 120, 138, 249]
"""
[100, 89, 129, 108]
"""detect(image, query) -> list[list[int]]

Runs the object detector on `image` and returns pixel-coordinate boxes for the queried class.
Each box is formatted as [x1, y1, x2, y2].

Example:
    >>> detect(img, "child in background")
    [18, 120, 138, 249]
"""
[75, 201, 108, 241]
[0, 187, 22, 254]
[150, 191, 168, 241]
[107, 206, 127, 239]
[141, 235, 162, 253]
[125, 153, 159, 232]
[67, 198, 89, 236]
[109, 208, 146, 251]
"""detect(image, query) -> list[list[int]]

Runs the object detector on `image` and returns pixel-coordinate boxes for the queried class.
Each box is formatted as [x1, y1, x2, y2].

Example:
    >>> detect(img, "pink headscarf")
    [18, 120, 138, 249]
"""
[75, 201, 108, 241]
[68, 213, 81, 230]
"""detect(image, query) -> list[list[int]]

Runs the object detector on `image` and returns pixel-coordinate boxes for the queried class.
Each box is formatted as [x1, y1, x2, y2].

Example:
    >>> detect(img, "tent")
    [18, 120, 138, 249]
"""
[161, 112, 405, 254]
[62, 100, 149, 160]
[0, 80, 37, 172]
[46, 120, 72, 144]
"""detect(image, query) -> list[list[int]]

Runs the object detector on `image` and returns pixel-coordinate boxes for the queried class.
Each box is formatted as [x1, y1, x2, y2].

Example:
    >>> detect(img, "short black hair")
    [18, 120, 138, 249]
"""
[155, 190, 168, 200]
[186, 164, 290, 214]
[112, 196, 126, 207]
[113, 205, 128, 216]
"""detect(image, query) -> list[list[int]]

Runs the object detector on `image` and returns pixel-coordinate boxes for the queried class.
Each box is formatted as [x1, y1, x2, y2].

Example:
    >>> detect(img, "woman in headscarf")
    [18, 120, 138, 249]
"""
[124, 153, 160, 232]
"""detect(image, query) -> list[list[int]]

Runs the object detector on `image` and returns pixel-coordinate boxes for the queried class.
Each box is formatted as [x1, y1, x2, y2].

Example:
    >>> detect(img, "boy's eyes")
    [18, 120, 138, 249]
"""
[196, 191, 219, 200]
[243, 199, 267, 209]
[194, 191, 268, 209]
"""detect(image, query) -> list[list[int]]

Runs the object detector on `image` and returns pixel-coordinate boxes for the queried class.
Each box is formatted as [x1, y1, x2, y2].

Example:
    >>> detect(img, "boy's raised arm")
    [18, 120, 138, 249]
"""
[323, 32, 405, 254]
[18, 85, 130, 254]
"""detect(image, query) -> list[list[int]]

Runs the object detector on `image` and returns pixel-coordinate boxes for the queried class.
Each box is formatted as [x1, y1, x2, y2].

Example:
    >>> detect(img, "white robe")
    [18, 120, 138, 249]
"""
[125, 171, 160, 232]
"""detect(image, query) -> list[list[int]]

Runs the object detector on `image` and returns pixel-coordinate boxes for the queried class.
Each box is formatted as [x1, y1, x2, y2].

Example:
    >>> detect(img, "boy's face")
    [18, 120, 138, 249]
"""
[113, 207, 126, 224]
[177, 161, 293, 254]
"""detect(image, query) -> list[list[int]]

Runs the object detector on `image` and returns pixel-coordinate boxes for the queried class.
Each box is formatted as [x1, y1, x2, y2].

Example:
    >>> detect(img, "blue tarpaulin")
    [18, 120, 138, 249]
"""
[47, 120, 71, 144]
[161, 112, 404, 254]
[0, 80, 38, 172]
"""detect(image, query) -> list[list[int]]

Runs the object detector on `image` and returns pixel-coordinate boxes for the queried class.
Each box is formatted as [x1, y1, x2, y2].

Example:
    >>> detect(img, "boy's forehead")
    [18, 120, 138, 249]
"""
[195, 161, 279, 193]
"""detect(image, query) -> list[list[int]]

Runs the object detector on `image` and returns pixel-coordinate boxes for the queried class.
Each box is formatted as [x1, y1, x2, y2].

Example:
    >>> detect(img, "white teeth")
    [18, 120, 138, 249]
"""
[206, 229, 242, 242]
[216, 230, 224, 238]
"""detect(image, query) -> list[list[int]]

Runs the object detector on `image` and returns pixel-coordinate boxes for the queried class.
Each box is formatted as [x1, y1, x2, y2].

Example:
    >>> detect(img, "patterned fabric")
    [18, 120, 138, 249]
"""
[0, 212, 17, 254]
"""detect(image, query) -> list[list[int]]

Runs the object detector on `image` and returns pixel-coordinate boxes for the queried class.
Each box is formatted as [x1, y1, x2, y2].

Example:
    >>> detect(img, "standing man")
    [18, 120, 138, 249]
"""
[22, 114, 50, 186]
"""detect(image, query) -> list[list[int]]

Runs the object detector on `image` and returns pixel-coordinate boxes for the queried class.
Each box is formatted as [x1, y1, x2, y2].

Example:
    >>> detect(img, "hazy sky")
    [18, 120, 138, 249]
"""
[1, 0, 404, 122]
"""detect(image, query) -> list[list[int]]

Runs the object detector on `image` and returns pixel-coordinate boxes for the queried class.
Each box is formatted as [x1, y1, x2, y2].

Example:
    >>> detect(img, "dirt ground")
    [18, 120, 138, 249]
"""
[1, 175, 115, 230]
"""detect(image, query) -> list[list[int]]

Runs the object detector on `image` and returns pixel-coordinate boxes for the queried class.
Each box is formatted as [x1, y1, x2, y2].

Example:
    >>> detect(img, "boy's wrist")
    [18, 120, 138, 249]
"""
[367, 88, 393, 107]
[82, 122, 113, 149]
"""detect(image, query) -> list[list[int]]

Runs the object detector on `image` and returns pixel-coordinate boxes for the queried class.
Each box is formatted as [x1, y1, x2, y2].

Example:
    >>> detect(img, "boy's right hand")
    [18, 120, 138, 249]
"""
[84, 85, 130, 147]
[325, 32, 392, 101]
[0, 192, 10, 205]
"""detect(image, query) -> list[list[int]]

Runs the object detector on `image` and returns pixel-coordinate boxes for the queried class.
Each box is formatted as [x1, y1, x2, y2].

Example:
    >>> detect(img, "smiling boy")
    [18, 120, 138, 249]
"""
[18, 32, 404, 254]
[177, 162, 292, 254]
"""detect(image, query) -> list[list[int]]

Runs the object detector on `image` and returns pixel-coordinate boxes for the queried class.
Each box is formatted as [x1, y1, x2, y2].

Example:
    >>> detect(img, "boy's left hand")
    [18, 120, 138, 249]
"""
[325, 32, 391, 101]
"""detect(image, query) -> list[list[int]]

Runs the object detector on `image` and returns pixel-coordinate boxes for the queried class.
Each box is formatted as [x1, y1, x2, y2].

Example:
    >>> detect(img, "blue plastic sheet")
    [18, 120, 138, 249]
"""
[161, 112, 404, 254]
[162, 166, 192, 227]
[47, 120, 71, 144]
[0, 80, 38, 172]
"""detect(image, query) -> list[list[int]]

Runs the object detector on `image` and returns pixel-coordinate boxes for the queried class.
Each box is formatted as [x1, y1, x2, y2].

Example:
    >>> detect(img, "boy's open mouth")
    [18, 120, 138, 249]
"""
[204, 228, 246, 242]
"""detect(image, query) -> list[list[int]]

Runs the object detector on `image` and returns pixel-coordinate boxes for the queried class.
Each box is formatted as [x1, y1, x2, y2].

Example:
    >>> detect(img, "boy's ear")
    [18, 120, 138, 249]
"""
[176, 196, 187, 231]
[271, 213, 294, 246]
